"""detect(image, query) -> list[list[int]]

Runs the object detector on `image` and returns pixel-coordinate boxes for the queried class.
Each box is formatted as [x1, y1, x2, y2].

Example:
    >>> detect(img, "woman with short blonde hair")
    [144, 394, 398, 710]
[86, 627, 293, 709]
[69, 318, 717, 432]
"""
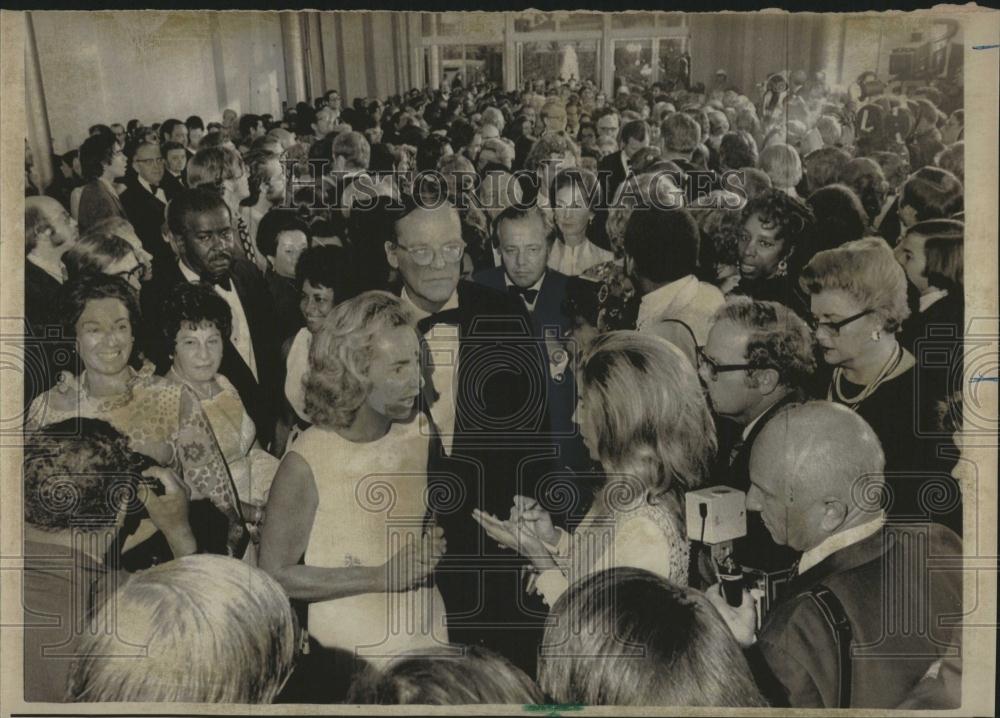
[800, 237, 960, 530]
[188, 146, 259, 267]
[261, 290, 449, 677]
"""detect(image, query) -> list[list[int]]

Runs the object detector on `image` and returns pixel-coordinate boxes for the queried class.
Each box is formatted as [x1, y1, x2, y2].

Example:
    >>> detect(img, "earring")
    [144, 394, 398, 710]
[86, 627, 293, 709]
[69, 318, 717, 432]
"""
[871, 329, 881, 342]
[775, 259, 788, 277]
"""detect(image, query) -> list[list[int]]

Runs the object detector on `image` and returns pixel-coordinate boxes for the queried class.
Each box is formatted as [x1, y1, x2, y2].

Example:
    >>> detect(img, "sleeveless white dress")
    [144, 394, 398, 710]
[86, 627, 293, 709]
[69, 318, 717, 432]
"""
[289, 417, 449, 665]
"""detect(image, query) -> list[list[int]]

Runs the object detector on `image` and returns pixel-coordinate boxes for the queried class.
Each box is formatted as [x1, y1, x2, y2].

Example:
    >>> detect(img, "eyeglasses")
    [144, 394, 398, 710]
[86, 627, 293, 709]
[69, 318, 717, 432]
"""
[697, 348, 769, 381]
[395, 242, 465, 267]
[113, 264, 145, 283]
[807, 309, 874, 337]
[135, 157, 164, 164]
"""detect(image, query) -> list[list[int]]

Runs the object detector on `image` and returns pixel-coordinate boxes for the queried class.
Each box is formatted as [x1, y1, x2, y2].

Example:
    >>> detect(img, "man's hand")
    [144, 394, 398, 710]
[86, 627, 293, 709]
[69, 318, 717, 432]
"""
[705, 582, 760, 648]
[139, 466, 196, 557]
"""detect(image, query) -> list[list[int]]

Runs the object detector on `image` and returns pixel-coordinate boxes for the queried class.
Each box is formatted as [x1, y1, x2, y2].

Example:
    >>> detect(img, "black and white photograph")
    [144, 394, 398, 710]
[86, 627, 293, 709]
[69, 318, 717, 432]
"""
[1, 5, 997, 715]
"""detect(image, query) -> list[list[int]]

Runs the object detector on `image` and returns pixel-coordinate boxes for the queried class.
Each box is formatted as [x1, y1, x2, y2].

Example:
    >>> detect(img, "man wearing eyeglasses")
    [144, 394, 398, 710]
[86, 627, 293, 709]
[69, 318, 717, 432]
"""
[383, 197, 552, 676]
[699, 297, 815, 572]
[121, 141, 173, 269]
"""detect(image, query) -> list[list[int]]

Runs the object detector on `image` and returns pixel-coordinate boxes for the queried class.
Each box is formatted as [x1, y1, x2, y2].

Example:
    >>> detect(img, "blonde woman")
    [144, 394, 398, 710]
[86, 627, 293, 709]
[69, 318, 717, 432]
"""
[474, 331, 716, 607]
[260, 290, 447, 675]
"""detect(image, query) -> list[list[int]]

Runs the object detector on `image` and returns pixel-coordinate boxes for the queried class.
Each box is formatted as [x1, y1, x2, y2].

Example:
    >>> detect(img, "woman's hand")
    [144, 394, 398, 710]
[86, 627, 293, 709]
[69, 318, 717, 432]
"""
[472, 509, 558, 571]
[138, 466, 197, 557]
[383, 526, 445, 593]
[509, 495, 559, 546]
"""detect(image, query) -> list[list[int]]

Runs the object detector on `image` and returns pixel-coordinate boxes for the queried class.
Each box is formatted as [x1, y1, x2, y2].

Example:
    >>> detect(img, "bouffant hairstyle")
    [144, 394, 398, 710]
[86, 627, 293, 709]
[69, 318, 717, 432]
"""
[538, 568, 767, 707]
[524, 132, 580, 175]
[661, 112, 701, 153]
[713, 297, 816, 388]
[348, 646, 544, 705]
[906, 219, 964, 292]
[187, 146, 245, 193]
[807, 183, 869, 252]
[740, 189, 816, 273]
[160, 281, 233, 358]
[303, 290, 416, 429]
[800, 237, 910, 333]
[802, 146, 852, 194]
[838, 157, 888, 223]
[333, 131, 371, 170]
[60, 274, 141, 341]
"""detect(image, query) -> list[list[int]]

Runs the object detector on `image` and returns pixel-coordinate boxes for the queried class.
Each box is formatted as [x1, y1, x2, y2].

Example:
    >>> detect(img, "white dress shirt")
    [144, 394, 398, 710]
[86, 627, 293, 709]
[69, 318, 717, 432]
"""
[137, 176, 167, 204]
[178, 260, 258, 379]
[797, 513, 886, 576]
[503, 272, 545, 313]
[402, 287, 459, 455]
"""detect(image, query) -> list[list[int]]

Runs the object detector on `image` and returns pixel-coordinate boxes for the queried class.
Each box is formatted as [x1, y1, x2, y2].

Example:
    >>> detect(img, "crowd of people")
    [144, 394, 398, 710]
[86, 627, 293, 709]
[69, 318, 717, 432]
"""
[21, 62, 966, 708]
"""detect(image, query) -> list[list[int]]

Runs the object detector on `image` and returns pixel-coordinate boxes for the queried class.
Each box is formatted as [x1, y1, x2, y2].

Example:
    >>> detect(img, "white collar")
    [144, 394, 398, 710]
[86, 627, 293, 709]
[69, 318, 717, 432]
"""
[137, 176, 162, 196]
[636, 275, 698, 329]
[919, 288, 949, 313]
[178, 259, 233, 294]
[401, 286, 459, 323]
[798, 513, 886, 576]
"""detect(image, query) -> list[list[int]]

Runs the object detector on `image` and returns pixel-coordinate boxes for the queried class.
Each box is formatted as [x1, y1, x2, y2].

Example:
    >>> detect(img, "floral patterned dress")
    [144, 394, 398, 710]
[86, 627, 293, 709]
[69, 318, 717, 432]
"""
[26, 365, 249, 556]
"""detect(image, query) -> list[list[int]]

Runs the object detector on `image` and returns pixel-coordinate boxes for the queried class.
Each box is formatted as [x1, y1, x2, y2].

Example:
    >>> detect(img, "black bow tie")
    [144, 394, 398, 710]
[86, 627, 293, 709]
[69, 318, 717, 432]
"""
[417, 307, 461, 335]
[508, 285, 539, 303]
[149, 184, 160, 194]
[202, 274, 233, 292]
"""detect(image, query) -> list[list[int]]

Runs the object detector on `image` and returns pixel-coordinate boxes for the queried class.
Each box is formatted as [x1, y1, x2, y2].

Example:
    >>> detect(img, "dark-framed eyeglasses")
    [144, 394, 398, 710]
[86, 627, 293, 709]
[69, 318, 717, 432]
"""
[697, 348, 766, 381]
[135, 156, 164, 164]
[113, 263, 145, 284]
[807, 309, 874, 337]
[395, 242, 465, 267]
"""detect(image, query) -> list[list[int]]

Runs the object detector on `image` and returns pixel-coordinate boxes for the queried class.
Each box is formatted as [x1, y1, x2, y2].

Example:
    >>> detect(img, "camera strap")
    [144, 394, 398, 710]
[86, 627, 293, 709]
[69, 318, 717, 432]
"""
[808, 584, 853, 708]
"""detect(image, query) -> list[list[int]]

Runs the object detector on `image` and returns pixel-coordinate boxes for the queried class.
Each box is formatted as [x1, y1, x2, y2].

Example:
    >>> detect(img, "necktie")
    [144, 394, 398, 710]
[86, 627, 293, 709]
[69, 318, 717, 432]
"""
[508, 285, 539, 304]
[417, 307, 462, 336]
[202, 274, 233, 292]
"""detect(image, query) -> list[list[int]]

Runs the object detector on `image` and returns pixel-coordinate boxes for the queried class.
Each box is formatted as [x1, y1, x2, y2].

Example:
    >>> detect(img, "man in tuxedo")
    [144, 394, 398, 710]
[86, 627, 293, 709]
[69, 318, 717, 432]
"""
[160, 140, 188, 198]
[473, 206, 587, 473]
[708, 402, 963, 709]
[382, 198, 552, 675]
[597, 117, 648, 204]
[141, 187, 278, 448]
[120, 141, 173, 268]
[24, 196, 79, 404]
[699, 298, 815, 572]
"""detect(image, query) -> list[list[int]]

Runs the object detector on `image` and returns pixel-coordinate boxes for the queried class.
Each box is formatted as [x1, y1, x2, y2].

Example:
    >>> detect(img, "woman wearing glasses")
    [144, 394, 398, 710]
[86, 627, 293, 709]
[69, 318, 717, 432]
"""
[800, 237, 960, 531]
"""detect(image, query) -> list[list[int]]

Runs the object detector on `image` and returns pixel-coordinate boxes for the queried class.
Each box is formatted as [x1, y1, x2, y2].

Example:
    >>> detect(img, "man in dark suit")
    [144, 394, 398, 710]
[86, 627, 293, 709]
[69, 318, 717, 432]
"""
[141, 187, 278, 448]
[596, 115, 648, 204]
[382, 197, 552, 675]
[473, 205, 587, 473]
[160, 140, 188, 198]
[121, 141, 174, 269]
[700, 298, 815, 572]
[24, 196, 79, 405]
[708, 402, 963, 709]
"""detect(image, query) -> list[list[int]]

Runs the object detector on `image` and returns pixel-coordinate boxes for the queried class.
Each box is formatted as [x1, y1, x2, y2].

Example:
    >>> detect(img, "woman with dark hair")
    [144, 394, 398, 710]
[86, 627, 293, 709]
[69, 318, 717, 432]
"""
[894, 219, 964, 353]
[838, 157, 888, 225]
[348, 646, 544, 705]
[161, 282, 279, 556]
[77, 133, 128, 231]
[538, 568, 767, 706]
[806, 183, 869, 252]
[26, 274, 250, 559]
[475, 331, 715, 608]
[548, 167, 614, 276]
[800, 238, 960, 531]
[733, 188, 815, 318]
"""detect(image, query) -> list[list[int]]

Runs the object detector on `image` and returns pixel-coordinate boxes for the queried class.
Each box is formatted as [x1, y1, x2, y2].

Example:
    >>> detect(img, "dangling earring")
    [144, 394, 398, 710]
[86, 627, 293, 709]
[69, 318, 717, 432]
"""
[775, 259, 788, 277]
[871, 328, 881, 342]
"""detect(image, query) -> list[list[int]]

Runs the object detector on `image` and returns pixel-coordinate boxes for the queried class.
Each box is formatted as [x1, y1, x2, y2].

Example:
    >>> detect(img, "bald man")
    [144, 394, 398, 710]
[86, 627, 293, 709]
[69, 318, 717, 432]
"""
[708, 401, 963, 709]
